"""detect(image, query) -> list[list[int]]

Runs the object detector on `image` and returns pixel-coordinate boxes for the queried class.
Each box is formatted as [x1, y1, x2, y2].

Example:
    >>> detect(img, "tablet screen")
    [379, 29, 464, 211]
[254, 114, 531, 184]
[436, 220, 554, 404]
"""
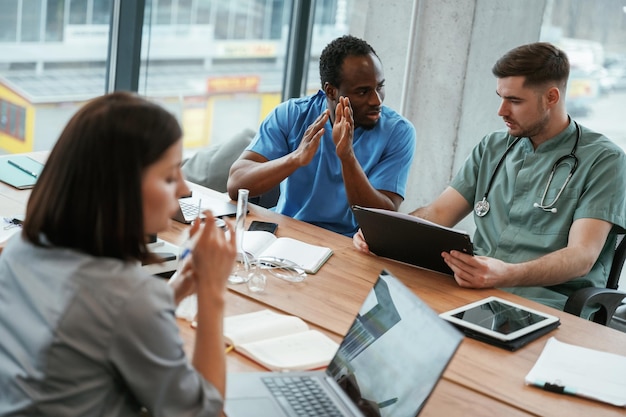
[451, 299, 547, 334]
[439, 296, 560, 341]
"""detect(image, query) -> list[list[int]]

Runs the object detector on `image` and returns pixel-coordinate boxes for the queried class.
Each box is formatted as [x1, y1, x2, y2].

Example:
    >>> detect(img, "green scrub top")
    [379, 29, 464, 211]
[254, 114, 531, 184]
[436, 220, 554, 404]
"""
[450, 120, 626, 310]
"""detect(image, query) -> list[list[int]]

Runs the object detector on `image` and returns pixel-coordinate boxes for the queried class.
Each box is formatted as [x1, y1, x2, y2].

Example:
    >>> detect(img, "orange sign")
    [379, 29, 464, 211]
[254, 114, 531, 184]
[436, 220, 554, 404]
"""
[207, 75, 260, 94]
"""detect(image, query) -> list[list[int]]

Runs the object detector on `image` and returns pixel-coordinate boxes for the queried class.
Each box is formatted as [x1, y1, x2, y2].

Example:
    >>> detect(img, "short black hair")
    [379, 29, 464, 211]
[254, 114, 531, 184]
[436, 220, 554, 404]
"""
[319, 35, 378, 88]
[23, 91, 182, 262]
[492, 42, 570, 91]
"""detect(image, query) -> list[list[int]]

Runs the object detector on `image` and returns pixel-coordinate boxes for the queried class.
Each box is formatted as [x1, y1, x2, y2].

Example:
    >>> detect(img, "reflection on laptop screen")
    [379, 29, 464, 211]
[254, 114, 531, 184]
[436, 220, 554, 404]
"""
[326, 271, 463, 417]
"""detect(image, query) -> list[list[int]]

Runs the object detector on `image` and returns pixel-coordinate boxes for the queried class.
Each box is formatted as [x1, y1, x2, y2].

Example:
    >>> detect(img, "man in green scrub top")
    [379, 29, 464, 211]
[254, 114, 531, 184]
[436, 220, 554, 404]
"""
[353, 42, 626, 312]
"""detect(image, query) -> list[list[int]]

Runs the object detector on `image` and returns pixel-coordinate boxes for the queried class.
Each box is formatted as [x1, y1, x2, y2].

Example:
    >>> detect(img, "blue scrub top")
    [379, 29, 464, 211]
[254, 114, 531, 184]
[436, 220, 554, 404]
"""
[248, 90, 416, 236]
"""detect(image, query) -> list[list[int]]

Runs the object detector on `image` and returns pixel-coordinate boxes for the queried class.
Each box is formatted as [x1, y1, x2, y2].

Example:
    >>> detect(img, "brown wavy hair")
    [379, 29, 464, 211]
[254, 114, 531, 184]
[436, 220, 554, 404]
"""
[23, 91, 182, 262]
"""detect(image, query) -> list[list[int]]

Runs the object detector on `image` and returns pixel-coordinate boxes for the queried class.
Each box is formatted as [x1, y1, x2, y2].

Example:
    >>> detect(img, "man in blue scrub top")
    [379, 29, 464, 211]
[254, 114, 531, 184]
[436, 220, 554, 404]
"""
[227, 35, 416, 236]
[354, 42, 626, 312]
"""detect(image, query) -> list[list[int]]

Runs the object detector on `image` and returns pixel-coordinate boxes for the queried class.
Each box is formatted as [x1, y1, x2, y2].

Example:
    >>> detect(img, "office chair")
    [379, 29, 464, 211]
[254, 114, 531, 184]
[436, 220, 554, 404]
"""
[249, 185, 280, 209]
[564, 233, 626, 327]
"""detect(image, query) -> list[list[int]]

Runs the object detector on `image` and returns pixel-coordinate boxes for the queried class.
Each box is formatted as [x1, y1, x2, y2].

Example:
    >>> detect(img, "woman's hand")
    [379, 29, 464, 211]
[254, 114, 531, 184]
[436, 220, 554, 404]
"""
[189, 211, 237, 397]
[192, 212, 237, 301]
[168, 218, 201, 304]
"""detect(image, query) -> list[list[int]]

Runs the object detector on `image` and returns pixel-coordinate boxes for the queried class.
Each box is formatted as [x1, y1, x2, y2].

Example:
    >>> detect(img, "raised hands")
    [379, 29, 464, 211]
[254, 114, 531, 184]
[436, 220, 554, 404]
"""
[292, 95, 355, 167]
[293, 109, 330, 166]
[332, 96, 355, 160]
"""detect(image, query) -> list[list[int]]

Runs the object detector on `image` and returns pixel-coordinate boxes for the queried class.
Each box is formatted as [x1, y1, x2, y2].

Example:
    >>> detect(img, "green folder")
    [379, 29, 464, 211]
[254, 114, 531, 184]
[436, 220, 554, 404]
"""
[0, 155, 44, 189]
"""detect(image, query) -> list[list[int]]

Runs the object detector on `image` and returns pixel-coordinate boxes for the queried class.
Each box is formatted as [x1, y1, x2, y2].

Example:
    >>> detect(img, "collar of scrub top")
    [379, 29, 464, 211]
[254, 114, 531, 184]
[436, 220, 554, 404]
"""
[474, 118, 580, 217]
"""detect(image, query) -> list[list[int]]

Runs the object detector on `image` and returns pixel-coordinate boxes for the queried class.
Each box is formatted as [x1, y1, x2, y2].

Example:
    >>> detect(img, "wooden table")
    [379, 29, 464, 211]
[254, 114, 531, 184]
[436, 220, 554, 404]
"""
[175, 183, 626, 417]
[2, 155, 626, 416]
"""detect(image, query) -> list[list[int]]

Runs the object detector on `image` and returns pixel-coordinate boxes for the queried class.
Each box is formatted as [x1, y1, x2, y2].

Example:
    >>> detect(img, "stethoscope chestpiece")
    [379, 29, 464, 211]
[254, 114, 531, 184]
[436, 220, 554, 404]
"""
[474, 198, 490, 217]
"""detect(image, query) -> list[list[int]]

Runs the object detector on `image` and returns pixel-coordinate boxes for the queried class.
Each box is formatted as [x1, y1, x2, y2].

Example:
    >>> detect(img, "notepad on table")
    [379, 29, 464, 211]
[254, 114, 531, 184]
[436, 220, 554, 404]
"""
[224, 309, 339, 371]
[0, 155, 44, 189]
[242, 230, 333, 274]
[525, 337, 626, 407]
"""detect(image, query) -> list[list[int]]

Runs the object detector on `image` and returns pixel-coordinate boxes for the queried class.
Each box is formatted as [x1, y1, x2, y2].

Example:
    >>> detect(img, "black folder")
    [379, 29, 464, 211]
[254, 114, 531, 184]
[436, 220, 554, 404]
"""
[352, 205, 473, 276]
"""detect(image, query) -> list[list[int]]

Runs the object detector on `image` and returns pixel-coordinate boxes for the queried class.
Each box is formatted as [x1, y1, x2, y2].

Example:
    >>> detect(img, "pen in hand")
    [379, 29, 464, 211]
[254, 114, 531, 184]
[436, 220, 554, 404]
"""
[179, 233, 200, 261]
[169, 201, 205, 292]
[8, 160, 38, 178]
[180, 199, 202, 261]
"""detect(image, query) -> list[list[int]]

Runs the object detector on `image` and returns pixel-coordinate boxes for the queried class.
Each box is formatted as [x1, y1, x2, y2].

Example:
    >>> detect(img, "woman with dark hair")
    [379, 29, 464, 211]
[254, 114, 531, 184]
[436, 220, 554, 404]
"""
[0, 91, 237, 416]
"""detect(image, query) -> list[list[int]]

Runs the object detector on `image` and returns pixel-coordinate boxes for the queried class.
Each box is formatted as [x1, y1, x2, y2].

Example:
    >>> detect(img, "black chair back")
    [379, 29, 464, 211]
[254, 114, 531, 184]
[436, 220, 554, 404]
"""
[607, 234, 626, 290]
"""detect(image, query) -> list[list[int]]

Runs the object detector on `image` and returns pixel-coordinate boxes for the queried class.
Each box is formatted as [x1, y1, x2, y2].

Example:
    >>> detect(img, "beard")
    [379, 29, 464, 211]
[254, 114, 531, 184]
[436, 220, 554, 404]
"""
[509, 98, 550, 139]
[356, 116, 379, 131]
[515, 113, 550, 139]
[359, 122, 377, 131]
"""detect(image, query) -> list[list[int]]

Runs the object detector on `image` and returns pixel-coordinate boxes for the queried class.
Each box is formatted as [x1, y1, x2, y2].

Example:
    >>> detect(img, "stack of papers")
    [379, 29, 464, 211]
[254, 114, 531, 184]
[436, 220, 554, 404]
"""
[525, 337, 626, 407]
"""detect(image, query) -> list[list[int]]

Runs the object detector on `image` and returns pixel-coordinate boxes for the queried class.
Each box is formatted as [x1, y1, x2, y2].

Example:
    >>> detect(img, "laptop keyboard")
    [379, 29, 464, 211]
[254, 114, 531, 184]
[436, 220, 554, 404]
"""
[179, 200, 199, 219]
[262, 376, 343, 417]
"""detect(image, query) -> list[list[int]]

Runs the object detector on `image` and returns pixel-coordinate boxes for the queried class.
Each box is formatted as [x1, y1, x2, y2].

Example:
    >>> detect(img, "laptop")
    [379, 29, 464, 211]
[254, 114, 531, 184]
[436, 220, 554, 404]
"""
[172, 192, 238, 224]
[225, 269, 463, 417]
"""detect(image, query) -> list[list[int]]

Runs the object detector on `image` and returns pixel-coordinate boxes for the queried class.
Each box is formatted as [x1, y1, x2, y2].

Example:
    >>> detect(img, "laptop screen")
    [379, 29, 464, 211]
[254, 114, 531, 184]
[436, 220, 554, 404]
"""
[325, 271, 463, 417]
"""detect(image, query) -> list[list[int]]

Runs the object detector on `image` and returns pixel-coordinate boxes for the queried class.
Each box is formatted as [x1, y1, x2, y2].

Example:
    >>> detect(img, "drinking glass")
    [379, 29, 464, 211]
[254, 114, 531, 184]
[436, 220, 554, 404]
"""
[246, 259, 267, 292]
[228, 189, 250, 284]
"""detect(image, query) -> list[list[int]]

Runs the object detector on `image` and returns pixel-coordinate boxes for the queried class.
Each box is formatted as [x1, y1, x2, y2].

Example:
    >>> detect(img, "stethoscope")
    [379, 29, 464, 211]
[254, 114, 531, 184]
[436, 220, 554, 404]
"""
[474, 121, 580, 217]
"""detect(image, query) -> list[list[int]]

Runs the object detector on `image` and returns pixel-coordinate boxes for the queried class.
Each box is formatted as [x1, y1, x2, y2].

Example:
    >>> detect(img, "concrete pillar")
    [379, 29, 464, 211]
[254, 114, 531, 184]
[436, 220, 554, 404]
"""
[353, 0, 547, 231]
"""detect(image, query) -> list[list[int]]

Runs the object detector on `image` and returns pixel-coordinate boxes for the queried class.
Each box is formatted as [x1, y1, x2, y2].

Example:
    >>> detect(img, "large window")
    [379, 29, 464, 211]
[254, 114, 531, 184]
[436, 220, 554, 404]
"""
[0, 100, 27, 142]
[541, 0, 626, 152]
[0, 2, 19, 42]
[0, 0, 624, 157]
[21, 0, 43, 42]
[0, 0, 352, 155]
[0, 0, 112, 154]
[139, 0, 351, 153]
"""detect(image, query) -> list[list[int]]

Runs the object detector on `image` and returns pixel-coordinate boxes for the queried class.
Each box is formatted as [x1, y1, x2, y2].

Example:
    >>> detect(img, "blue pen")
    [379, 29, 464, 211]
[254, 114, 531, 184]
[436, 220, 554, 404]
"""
[180, 199, 202, 261]
[179, 232, 200, 261]
[180, 244, 192, 261]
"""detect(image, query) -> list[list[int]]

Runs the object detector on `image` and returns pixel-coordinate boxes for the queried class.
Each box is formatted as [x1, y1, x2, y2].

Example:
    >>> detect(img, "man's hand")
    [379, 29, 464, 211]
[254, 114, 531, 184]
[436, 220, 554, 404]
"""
[332, 96, 355, 161]
[442, 250, 509, 289]
[353, 229, 372, 254]
[293, 110, 330, 166]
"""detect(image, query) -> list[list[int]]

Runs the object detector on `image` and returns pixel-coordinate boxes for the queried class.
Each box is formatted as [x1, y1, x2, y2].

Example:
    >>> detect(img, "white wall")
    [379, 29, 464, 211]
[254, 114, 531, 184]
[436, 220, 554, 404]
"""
[352, 0, 547, 231]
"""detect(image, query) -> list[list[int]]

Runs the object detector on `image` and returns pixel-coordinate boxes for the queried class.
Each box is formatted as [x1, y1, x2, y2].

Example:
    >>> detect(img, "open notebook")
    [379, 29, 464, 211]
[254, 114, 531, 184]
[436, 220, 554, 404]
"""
[225, 269, 463, 417]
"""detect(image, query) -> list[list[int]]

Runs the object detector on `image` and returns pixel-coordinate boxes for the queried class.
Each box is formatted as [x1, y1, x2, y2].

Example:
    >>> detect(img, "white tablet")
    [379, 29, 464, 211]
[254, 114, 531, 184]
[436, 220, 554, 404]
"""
[439, 296, 560, 342]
